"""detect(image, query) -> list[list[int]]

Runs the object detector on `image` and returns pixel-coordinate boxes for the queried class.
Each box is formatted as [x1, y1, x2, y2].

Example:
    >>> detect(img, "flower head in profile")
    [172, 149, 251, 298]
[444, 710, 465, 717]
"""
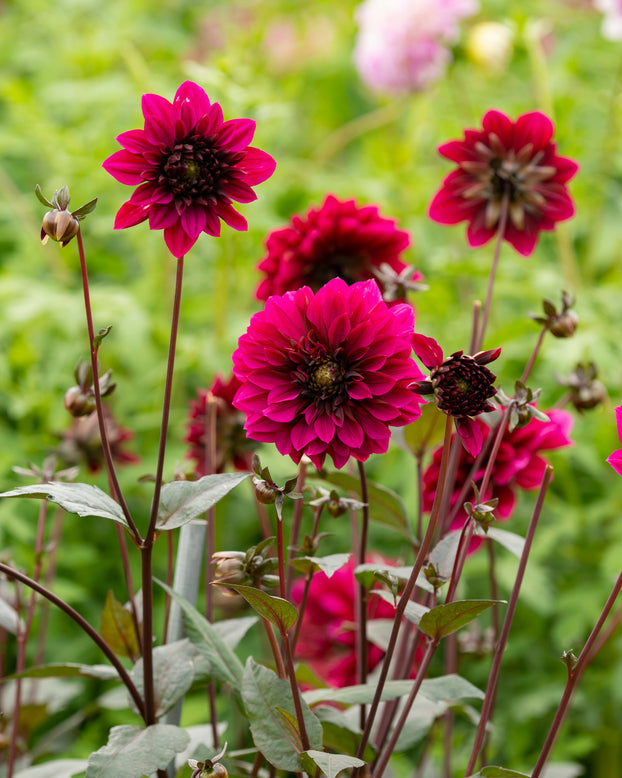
[103, 81, 276, 258]
[606, 406, 622, 477]
[292, 558, 408, 687]
[256, 194, 420, 303]
[428, 110, 578, 256]
[423, 408, 573, 524]
[186, 374, 258, 476]
[232, 278, 424, 470]
[353, 0, 478, 94]
[412, 333, 500, 456]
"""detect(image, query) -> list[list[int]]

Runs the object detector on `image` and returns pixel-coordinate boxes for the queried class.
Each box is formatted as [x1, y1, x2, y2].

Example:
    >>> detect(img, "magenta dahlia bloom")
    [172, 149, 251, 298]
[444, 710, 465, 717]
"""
[606, 406, 622, 477]
[186, 374, 258, 476]
[292, 558, 409, 687]
[232, 278, 424, 470]
[412, 332, 500, 456]
[102, 81, 276, 258]
[422, 408, 573, 523]
[428, 110, 578, 256]
[256, 194, 420, 302]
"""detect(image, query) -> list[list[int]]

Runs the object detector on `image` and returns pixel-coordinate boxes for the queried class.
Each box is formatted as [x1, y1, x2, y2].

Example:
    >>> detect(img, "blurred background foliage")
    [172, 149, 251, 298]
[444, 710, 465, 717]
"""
[1, 0, 622, 773]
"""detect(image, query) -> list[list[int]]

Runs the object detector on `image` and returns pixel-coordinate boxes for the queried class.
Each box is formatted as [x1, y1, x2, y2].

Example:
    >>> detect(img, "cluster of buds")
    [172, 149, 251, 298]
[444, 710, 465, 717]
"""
[36, 185, 97, 247]
[530, 290, 578, 338]
[496, 381, 550, 431]
[212, 537, 279, 591]
[557, 362, 607, 412]
[64, 359, 116, 417]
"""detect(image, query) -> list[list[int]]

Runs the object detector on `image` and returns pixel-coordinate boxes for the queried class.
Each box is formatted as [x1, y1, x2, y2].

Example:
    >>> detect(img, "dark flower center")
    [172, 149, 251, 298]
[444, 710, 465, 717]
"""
[432, 353, 497, 418]
[306, 251, 367, 291]
[159, 134, 243, 207]
[308, 359, 342, 397]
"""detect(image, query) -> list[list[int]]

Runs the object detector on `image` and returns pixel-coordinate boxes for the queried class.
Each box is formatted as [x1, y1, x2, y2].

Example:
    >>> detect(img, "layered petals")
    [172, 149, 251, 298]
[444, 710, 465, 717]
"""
[103, 80, 276, 258]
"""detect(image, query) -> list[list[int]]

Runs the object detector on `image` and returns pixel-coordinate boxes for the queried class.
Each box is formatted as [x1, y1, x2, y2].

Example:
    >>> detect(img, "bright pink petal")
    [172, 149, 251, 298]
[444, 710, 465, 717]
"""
[412, 333, 443, 370]
[164, 223, 198, 258]
[455, 417, 484, 457]
[102, 150, 148, 185]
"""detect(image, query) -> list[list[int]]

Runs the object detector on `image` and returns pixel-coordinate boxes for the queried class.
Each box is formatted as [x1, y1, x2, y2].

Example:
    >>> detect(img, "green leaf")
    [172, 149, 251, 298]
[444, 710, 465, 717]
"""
[469, 768, 531, 778]
[290, 553, 351, 578]
[419, 674, 484, 703]
[314, 707, 375, 761]
[2, 663, 118, 682]
[429, 531, 462, 582]
[213, 615, 258, 649]
[130, 640, 195, 717]
[156, 472, 250, 530]
[242, 658, 323, 771]
[302, 750, 366, 778]
[14, 759, 88, 778]
[100, 591, 140, 659]
[216, 584, 297, 632]
[93, 326, 112, 349]
[85, 724, 189, 778]
[0, 597, 25, 635]
[354, 562, 435, 594]
[420, 600, 505, 639]
[0, 482, 128, 529]
[154, 579, 243, 688]
[371, 589, 430, 624]
[484, 527, 526, 559]
[317, 472, 413, 540]
[401, 402, 447, 457]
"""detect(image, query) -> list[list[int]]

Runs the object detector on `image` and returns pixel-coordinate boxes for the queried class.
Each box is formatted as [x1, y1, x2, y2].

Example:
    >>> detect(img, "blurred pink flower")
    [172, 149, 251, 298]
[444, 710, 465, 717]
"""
[606, 406, 622, 476]
[186, 374, 258, 476]
[103, 81, 276, 258]
[595, 0, 622, 40]
[353, 0, 478, 94]
[232, 278, 424, 470]
[428, 110, 578, 256]
[292, 558, 408, 687]
[256, 194, 419, 302]
[422, 408, 574, 522]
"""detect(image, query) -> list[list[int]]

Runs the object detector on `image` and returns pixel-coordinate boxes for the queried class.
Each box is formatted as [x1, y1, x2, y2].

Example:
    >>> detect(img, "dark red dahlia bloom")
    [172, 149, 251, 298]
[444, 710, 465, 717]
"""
[232, 278, 424, 470]
[186, 374, 258, 476]
[291, 558, 408, 688]
[412, 332, 500, 456]
[422, 408, 574, 523]
[428, 110, 578, 256]
[256, 194, 420, 301]
[103, 81, 276, 258]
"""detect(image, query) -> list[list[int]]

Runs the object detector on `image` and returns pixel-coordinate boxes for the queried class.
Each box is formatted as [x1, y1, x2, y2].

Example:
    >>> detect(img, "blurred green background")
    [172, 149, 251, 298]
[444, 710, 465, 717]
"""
[1, 0, 622, 774]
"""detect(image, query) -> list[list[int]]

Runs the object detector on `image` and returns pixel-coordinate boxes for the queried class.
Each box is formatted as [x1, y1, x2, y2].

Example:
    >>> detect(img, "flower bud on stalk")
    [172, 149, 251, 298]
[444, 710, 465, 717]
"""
[36, 185, 98, 247]
[530, 290, 578, 338]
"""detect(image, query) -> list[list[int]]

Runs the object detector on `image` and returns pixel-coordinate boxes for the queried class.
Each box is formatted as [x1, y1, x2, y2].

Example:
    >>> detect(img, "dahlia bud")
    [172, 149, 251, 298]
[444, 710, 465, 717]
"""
[497, 381, 550, 432]
[64, 385, 97, 417]
[530, 291, 578, 338]
[557, 362, 607, 412]
[64, 361, 116, 418]
[253, 477, 277, 504]
[36, 184, 97, 248]
[189, 745, 228, 778]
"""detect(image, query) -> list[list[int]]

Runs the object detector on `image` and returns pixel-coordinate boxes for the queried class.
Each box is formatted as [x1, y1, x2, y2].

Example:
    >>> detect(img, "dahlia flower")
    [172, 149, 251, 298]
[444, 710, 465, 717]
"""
[102, 81, 276, 258]
[353, 0, 478, 94]
[56, 408, 139, 473]
[422, 408, 573, 522]
[412, 332, 500, 456]
[186, 374, 258, 476]
[232, 278, 424, 470]
[256, 194, 419, 302]
[291, 558, 402, 687]
[595, 0, 622, 40]
[428, 110, 578, 256]
[606, 406, 622, 477]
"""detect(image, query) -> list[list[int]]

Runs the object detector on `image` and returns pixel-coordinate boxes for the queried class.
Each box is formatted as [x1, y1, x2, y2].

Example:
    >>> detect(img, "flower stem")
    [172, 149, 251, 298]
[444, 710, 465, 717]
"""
[286, 460, 307, 600]
[279, 623, 311, 752]
[0, 561, 145, 718]
[474, 193, 509, 353]
[76, 229, 139, 541]
[466, 465, 554, 776]
[290, 506, 324, 653]
[356, 417, 453, 760]
[357, 459, 370, 729]
[520, 323, 548, 385]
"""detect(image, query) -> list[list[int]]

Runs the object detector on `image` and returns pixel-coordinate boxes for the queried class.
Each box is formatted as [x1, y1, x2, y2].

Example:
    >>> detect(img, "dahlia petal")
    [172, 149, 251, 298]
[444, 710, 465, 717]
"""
[174, 81, 211, 127]
[514, 454, 547, 489]
[264, 402, 298, 423]
[455, 417, 484, 457]
[328, 313, 351, 344]
[514, 112, 553, 153]
[149, 203, 179, 230]
[348, 382, 373, 400]
[607, 449, 622, 477]
[203, 208, 222, 237]
[142, 94, 176, 146]
[217, 118, 256, 151]
[291, 420, 318, 450]
[437, 139, 475, 163]
[466, 220, 497, 249]
[215, 202, 247, 232]
[115, 129, 152, 154]
[102, 149, 148, 185]
[114, 201, 150, 229]
[552, 155, 580, 183]
[503, 222, 539, 256]
[181, 205, 207, 239]
[164, 223, 198, 258]
[337, 416, 364, 448]
[412, 333, 443, 370]
[220, 179, 257, 204]
[241, 147, 277, 185]
[315, 413, 336, 443]
[363, 371, 398, 394]
[481, 110, 513, 147]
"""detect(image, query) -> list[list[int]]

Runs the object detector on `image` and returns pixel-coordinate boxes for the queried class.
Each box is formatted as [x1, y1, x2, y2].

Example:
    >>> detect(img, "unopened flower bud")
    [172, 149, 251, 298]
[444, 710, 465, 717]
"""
[557, 362, 607, 412]
[64, 386, 97, 417]
[41, 208, 80, 247]
[531, 291, 578, 339]
[253, 478, 277, 504]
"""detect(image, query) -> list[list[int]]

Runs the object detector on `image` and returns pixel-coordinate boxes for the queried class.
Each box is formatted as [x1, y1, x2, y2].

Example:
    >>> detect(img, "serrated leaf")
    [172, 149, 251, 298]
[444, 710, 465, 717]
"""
[2, 662, 118, 682]
[290, 553, 351, 578]
[100, 591, 140, 659]
[85, 724, 189, 778]
[419, 600, 504, 639]
[371, 589, 430, 624]
[317, 472, 413, 540]
[14, 759, 89, 778]
[0, 482, 128, 529]
[242, 658, 323, 772]
[302, 750, 366, 778]
[154, 579, 243, 688]
[156, 472, 249, 530]
[469, 768, 531, 778]
[130, 640, 195, 717]
[217, 584, 297, 632]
